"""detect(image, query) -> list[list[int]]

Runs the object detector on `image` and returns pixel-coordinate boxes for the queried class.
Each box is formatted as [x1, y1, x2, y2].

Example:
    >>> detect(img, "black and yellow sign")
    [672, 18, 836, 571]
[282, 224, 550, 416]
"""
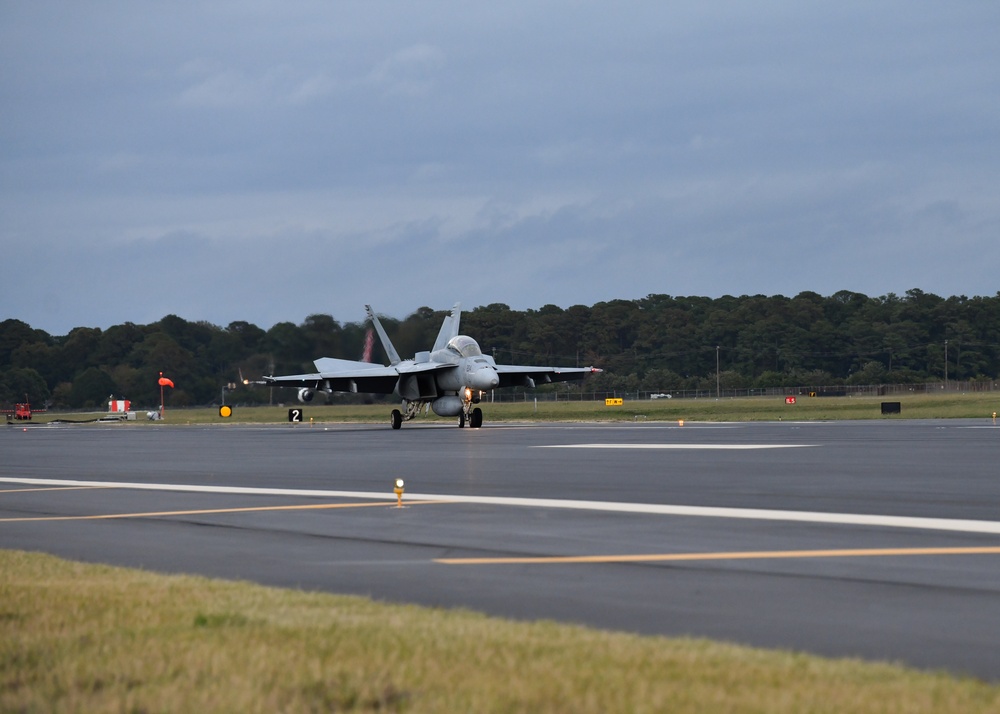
[605, 398, 624, 406]
[219, 405, 233, 418]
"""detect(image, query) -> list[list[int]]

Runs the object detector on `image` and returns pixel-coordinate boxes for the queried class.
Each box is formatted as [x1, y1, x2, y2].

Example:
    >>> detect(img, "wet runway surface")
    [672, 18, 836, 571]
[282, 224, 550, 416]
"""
[3, 418, 1000, 679]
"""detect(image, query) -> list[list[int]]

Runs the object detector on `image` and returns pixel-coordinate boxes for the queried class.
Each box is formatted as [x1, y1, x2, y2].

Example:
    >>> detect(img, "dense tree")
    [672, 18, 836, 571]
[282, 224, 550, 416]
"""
[226, 321, 267, 352]
[466, 303, 527, 363]
[56, 327, 103, 382]
[93, 323, 147, 366]
[10, 341, 59, 387]
[67, 367, 117, 409]
[263, 322, 312, 372]
[0, 367, 50, 404]
[0, 320, 50, 366]
[301, 314, 343, 361]
[3, 291, 999, 409]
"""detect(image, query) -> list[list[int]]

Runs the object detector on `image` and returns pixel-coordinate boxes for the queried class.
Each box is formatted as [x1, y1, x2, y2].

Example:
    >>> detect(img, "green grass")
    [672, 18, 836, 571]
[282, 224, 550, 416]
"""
[30, 391, 1000, 425]
[3, 549, 999, 713]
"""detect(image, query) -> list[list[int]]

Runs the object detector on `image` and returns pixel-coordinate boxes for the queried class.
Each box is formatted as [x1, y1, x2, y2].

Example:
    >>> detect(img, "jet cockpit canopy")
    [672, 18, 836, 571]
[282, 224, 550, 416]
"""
[447, 335, 483, 358]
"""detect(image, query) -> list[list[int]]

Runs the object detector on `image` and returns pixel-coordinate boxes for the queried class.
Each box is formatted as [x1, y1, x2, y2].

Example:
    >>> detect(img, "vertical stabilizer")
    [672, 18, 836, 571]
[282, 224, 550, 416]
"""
[364, 305, 402, 365]
[432, 302, 462, 352]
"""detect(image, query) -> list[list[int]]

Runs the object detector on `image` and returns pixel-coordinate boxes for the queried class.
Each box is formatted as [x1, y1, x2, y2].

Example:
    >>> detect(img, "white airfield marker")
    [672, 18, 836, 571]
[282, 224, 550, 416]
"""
[535, 444, 816, 450]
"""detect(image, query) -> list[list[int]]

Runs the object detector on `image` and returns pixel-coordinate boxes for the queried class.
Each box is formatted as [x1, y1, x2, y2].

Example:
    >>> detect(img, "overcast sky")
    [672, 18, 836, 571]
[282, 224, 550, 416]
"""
[3, 2, 998, 336]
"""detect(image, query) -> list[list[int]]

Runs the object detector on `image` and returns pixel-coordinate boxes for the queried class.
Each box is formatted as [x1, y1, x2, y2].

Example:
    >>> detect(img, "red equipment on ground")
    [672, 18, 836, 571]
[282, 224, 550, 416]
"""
[3, 399, 45, 421]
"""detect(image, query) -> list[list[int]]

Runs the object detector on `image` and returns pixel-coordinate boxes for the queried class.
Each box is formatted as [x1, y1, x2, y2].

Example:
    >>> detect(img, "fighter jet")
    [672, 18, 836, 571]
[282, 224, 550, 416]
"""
[262, 303, 601, 429]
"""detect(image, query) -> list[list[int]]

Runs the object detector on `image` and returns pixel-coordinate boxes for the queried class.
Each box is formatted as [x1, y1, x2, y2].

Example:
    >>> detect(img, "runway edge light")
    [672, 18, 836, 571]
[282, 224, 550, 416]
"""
[394, 479, 405, 508]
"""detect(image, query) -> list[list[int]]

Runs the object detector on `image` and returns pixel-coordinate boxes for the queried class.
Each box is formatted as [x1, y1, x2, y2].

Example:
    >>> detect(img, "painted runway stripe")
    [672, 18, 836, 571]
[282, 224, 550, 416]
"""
[0, 486, 107, 494]
[3, 476, 1000, 535]
[0, 500, 452, 522]
[0, 477, 407, 501]
[535, 443, 816, 450]
[436, 546, 1000, 565]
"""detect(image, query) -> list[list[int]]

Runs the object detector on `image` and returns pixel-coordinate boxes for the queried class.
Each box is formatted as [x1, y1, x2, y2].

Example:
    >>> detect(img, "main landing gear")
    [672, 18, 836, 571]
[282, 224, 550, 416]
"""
[390, 400, 423, 429]
[388, 398, 484, 429]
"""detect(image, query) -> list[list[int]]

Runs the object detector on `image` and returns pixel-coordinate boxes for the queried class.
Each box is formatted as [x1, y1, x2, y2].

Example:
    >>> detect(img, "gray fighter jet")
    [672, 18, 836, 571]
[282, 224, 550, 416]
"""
[262, 303, 601, 429]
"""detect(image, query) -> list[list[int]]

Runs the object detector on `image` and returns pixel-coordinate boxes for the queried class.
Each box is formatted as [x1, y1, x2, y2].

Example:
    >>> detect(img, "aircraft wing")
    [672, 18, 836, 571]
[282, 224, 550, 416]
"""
[313, 357, 387, 373]
[494, 364, 601, 389]
[262, 357, 456, 395]
[263, 358, 400, 395]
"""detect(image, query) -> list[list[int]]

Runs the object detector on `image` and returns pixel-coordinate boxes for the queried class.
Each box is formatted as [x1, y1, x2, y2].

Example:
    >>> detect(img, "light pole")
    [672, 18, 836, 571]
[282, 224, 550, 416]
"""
[944, 340, 949, 389]
[716, 345, 720, 399]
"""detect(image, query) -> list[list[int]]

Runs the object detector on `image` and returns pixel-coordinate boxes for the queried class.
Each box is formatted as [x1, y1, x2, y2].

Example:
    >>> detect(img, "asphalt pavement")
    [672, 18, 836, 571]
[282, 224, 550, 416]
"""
[3, 418, 1000, 679]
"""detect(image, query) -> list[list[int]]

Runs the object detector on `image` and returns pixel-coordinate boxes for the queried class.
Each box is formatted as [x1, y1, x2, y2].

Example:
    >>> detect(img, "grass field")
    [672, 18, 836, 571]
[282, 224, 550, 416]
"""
[28, 390, 1000, 425]
[4, 550, 999, 713]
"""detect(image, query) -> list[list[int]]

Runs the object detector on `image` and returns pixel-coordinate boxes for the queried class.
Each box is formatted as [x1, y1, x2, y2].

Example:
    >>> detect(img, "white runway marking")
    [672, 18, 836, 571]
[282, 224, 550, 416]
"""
[2, 476, 1000, 535]
[535, 444, 816, 450]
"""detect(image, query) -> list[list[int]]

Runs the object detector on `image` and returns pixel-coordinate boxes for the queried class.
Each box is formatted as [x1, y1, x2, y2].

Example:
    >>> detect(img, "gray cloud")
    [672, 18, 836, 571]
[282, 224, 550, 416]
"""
[3, 2, 999, 335]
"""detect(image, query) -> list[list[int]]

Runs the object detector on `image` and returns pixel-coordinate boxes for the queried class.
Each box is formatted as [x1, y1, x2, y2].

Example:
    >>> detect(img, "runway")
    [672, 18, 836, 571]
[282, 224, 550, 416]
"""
[3, 418, 1000, 679]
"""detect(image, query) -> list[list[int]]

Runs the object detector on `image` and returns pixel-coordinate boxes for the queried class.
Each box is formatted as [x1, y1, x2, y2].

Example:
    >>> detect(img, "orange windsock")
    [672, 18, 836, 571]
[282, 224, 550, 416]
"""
[158, 377, 174, 388]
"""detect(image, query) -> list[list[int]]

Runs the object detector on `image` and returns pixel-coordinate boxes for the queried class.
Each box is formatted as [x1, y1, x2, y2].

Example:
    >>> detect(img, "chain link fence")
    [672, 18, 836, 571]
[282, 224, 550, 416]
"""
[487, 381, 999, 403]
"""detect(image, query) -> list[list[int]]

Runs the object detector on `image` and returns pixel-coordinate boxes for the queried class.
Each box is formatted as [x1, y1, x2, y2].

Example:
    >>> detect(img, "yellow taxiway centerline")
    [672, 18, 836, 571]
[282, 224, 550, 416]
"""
[436, 546, 1000, 565]
[0, 500, 454, 522]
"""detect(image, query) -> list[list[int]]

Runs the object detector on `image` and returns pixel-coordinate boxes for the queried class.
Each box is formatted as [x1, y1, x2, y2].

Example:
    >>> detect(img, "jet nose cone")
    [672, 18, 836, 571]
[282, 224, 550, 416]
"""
[471, 366, 499, 390]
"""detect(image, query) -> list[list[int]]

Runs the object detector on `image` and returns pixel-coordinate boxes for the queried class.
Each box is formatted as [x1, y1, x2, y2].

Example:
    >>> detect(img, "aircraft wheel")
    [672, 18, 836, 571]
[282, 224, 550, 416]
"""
[471, 407, 483, 429]
[390, 409, 403, 430]
[458, 413, 466, 428]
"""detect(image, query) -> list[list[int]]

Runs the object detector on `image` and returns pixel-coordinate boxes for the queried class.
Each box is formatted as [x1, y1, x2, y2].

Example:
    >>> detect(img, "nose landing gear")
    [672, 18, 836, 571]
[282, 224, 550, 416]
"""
[458, 407, 483, 428]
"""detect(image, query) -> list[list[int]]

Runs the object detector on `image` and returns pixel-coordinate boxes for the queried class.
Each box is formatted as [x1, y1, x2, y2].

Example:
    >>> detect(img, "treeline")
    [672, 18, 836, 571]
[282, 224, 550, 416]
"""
[2, 289, 999, 409]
